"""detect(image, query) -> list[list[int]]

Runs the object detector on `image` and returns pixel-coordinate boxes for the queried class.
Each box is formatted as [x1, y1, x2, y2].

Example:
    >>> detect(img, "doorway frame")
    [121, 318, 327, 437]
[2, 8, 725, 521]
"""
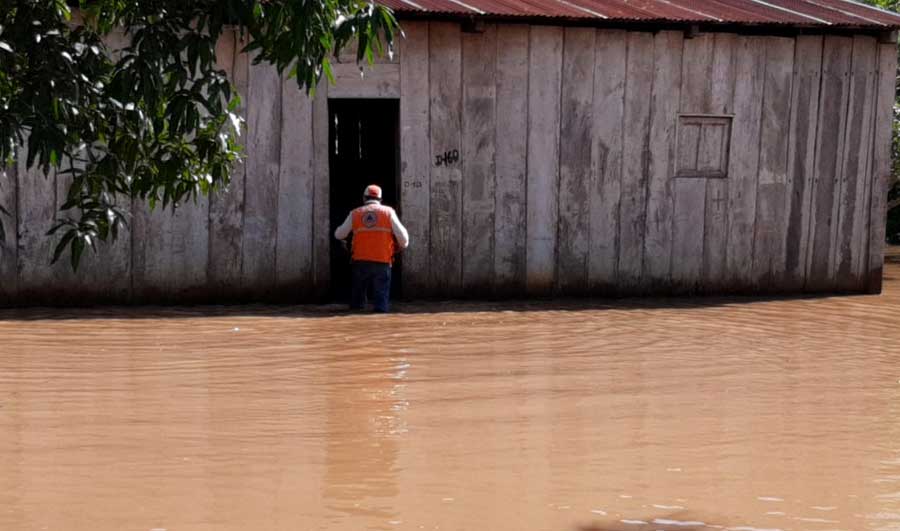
[309, 57, 403, 301]
[326, 97, 402, 301]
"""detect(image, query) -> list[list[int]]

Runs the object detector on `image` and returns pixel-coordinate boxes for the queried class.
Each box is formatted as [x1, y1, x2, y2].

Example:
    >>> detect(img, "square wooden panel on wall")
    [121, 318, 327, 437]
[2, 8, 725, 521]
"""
[675, 114, 733, 179]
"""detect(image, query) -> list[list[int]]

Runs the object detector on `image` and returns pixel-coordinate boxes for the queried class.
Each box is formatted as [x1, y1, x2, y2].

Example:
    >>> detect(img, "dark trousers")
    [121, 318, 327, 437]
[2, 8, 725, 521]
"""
[351, 261, 392, 312]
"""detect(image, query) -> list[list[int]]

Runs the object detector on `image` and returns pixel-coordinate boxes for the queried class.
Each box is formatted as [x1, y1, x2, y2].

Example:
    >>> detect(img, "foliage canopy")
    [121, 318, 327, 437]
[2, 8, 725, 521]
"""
[0, 0, 398, 268]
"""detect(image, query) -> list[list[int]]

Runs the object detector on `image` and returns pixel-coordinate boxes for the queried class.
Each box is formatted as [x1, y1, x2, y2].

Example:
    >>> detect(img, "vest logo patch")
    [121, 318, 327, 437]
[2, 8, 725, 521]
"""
[362, 210, 378, 228]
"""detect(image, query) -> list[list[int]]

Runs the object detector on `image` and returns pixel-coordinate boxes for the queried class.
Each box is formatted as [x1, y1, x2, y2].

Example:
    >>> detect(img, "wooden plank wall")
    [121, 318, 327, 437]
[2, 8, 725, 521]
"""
[868, 40, 899, 293]
[0, 24, 894, 305]
[493, 25, 529, 296]
[643, 31, 683, 290]
[752, 37, 795, 291]
[589, 30, 627, 292]
[428, 22, 464, 297]
[525, 26, 563, 294]
[399, 21, 431, 296]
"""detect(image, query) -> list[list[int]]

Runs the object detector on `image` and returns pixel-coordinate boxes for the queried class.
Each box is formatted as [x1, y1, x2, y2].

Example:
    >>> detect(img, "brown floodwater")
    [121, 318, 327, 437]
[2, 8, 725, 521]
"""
[2, 253, 900, 531]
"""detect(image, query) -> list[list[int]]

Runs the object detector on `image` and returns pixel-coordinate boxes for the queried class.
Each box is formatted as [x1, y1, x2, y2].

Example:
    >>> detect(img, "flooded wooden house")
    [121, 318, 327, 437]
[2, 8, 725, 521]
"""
[2, 0, 899, 305]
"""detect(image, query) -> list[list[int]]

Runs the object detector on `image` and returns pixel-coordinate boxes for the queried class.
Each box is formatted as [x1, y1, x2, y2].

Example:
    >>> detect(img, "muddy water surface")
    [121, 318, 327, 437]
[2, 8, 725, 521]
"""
[2, 255, 900, 531]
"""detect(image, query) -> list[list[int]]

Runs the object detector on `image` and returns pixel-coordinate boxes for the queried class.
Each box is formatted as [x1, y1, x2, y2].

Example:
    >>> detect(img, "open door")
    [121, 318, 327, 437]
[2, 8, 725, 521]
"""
[329, 99, 401, 303]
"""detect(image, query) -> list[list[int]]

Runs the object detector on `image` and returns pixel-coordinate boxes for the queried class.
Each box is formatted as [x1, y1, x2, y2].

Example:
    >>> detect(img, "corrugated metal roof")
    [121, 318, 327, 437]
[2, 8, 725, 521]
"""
[379, 0, 900, 28]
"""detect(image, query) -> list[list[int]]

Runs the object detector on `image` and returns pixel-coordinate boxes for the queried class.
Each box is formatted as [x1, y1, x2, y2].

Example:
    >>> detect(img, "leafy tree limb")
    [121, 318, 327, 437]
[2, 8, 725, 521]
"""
[0, 0, 398, 268]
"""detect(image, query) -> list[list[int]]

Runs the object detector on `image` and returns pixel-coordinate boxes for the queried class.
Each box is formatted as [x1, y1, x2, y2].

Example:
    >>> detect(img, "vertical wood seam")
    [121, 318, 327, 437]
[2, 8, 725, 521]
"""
[640, 32, 658, 283]
[616, 32, 630, 284]
[831, 37, 856, 280]
[491, 28, 498, 288]
[587, 30, 596, 289]
[832, 39, 856, 282]
[862, 56, 878, 280]
[15, 155, 20, 295]
[459, 26, 466, 289]
[584, 28, 597, 283]
[524, 25, 531, 287]
[273, 72, 283, 283]
[861, 40, 881, 283]
[861, 40, 877, 284]
[14, 147, 21, 297]
[803, 37, 829, 290]
[718, 34, 738, 283]
[864, 45, 883, 285]
[237, 39, 248, 294]
[238, 49, 250, 291]
[427, 22, 435, 285]
[749, 41, 770, 283]
[129, 161, 135, 301]
[553, 27, 565, 293]
[667, 32, 680, 283]
[461, 28, 467, 288]
[273, 75, 284, 292]
[492, 27, 499, 293]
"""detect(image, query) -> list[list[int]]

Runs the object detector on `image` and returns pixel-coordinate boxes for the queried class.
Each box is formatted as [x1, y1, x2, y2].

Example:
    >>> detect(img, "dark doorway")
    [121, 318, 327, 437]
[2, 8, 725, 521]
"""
[329, 99, 401, 303]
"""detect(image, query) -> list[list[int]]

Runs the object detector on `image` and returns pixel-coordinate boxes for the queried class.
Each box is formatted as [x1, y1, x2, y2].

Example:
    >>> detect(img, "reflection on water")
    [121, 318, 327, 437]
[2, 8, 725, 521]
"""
[1, 251, 900, 531]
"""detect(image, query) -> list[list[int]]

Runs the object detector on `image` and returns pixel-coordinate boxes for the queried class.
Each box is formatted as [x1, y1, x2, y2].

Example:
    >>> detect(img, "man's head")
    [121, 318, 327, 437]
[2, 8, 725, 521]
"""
[363, 184, 383, 203]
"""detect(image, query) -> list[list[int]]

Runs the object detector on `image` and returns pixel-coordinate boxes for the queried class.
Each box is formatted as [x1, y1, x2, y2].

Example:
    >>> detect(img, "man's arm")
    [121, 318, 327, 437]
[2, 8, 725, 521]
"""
[390, 210, 409, 249]
[334, 214, 353, 240]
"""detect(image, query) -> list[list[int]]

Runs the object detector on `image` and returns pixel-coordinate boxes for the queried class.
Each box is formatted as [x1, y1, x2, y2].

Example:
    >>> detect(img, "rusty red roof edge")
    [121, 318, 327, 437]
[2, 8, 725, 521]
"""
[378, 0, 900, 29]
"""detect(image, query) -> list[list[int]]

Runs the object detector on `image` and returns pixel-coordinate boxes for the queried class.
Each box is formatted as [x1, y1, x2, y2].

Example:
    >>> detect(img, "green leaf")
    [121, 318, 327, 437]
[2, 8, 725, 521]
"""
[51, 230, 76, 265]
[323, 58, 335, 85]
[71, 236, 85, 271]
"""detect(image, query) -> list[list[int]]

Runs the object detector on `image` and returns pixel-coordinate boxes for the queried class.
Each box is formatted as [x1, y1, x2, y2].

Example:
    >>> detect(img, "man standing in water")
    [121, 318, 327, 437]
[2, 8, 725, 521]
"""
[334, 185, 409, 313]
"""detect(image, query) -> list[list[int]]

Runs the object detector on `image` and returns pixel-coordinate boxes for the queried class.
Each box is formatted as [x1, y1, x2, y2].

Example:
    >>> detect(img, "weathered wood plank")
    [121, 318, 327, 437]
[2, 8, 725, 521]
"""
[209, 30, 247, 298]
[493, 24, 529, 295]
[851, 38, 880, 289]
[702, 33, 736, 290]
[0, 160, 16, 304]
[16, 143, 57, 302]
[461, 25, 497, 291]
[429, 21, 463, 297]
[617, 31, 653, 291]
[328, 63, 401, 99]
[526, 25, 563, 294]
[132, 196, 210, 301]
[752, 37, 795, 291]
[807, 36, 852, 291]
[276, 74, 315, 298]
[671, 33, 713, 290]
[681, 33, 714, 112]
[643, 30, 683, 288]
[399, 21, 431, 296]
[834, 36, 877, 291]
[589, 29, 627, 291]
[240, 60, 282, 297]
[557, 27, 595, 294]
[311, 78, 330, 299]
[867, 42, 898, 293]
[726, 36, 767, 288]
[783, 35, 823, 291]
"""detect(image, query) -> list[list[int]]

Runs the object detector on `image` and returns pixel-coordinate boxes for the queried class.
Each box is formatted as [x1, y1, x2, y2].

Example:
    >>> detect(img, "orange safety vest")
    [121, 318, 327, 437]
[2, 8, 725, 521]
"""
[351, 203, 396, 264]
